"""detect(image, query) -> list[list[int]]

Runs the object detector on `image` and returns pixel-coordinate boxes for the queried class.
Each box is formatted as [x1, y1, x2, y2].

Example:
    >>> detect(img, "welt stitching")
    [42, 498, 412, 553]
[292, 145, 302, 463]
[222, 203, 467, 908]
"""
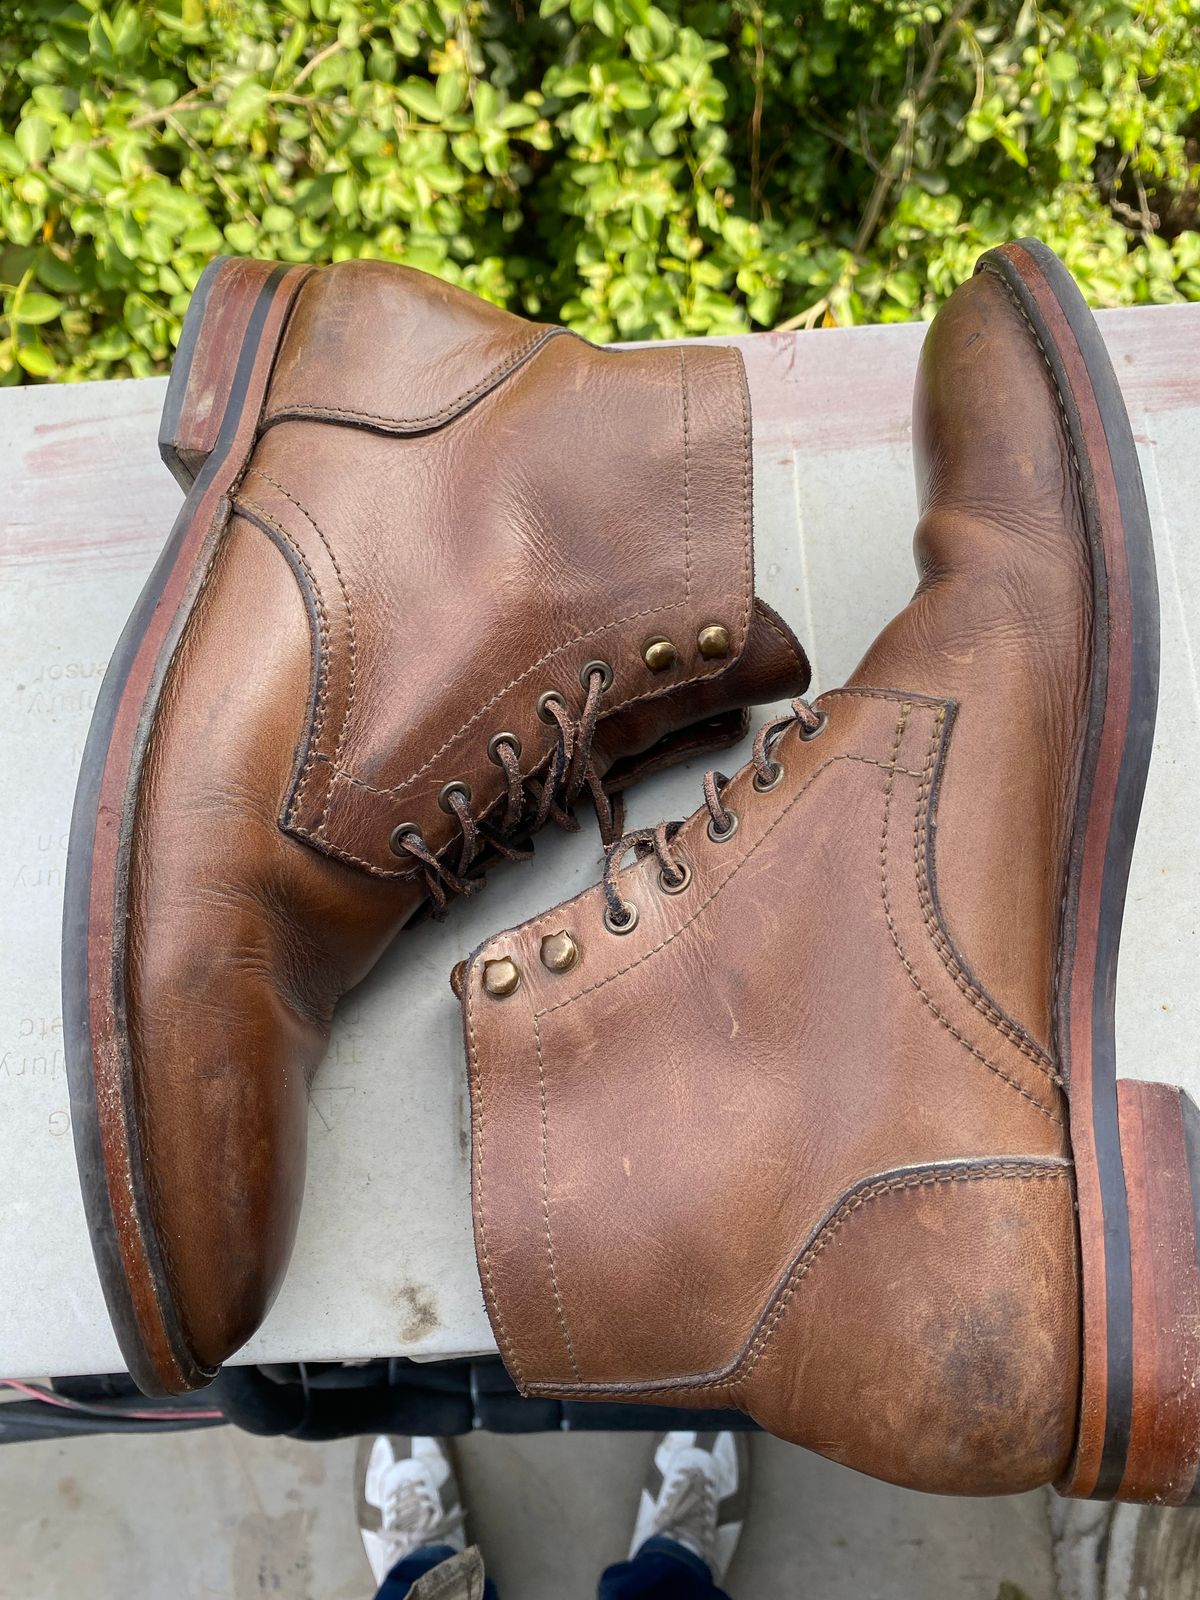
[535, 750, 914, 1018]
[879, 705, 1061, 1125]
[237, 498, 331, 821]
[136, 1158, 189, 1367]
[977, 264, 1086, 513]
[979, 260, 1089, 1067]
[522, 1163, 1071, 1397]
[263, 326, 560, 431]
[534, 1012, 583, 1381]
[136, 1093, 188, 1328]
[466, 982, 525, 1386]
[679, 347, 692, 602]
[248, 471, 359, 841]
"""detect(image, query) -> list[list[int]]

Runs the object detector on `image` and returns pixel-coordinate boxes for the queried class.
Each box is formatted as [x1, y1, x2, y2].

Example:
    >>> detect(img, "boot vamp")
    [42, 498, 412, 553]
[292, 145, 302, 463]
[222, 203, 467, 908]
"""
[850, 264, 1092, 1052]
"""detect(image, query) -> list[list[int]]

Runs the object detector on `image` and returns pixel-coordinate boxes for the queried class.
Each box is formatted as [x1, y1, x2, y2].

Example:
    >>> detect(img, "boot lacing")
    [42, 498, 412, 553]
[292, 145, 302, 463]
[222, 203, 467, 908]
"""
[601, 696, 825, 928]
[394, 667, 619, 910]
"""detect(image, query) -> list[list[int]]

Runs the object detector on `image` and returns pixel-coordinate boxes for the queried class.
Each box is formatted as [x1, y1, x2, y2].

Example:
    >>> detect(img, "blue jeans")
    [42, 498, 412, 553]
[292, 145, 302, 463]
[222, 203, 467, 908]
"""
[376, 1536, 731, 1598]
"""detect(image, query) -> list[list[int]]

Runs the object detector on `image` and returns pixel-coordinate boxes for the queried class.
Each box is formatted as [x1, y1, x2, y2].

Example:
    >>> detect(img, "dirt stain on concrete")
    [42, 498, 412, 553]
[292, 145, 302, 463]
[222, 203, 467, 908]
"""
[56, 1476, 82, 1512]
[396, 1283, 439, 1343]
[233, 1507, 313, 1596]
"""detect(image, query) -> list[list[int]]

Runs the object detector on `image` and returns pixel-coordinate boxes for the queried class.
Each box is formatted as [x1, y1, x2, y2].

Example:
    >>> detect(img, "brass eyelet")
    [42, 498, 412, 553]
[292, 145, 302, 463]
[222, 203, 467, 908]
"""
[604, 902, 640, 935]
[579, 659, 614, 693]
[487, 732, 521, 765]
[752, 761, 785, 793]
[389, 822, 423, 855]
[799, 711, 830, 742]
[537, 690, 567, 724]
[706, 810, 739, 844]
[438, 780, 472, 813]
[658, 860, 692, 896]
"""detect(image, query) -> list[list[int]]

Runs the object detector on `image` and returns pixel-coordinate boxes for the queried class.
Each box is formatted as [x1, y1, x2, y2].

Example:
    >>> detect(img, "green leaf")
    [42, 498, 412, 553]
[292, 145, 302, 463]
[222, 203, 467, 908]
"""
[16, 117, 53, 165]
[227, 79, 269, 127]
[495, 101, 538, 130]
[436, 70, 467, 116]
[35, 254, 82, 293]
[14, 292, 64, 325]
[397, 79, 443, 121]
[1045, 51, 1078, 86]
[17, 339, 56, 375]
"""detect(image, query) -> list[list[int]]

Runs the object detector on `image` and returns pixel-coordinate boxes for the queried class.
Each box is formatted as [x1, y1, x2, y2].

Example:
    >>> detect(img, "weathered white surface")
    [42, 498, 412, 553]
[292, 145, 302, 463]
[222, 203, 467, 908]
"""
[0, 306, 1196, 1378]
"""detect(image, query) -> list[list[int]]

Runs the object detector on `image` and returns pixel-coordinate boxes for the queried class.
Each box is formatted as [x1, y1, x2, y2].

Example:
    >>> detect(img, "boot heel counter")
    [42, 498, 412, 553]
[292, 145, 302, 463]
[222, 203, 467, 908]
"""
[734, 1158, 1080, 1496]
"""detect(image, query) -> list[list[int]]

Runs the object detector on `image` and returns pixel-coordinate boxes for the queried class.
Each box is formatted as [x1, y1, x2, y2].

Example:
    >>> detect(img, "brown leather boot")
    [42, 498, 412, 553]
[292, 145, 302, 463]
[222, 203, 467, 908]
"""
[460, 241, 1197, 1503]
[63, 258, 810, 1394]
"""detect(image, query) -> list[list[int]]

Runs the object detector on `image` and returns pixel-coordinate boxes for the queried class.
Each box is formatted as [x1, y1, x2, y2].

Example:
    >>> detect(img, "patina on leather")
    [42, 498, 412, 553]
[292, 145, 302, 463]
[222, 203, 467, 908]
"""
[460, 261, 1090, 1496]
[126, 260, 810, 1371]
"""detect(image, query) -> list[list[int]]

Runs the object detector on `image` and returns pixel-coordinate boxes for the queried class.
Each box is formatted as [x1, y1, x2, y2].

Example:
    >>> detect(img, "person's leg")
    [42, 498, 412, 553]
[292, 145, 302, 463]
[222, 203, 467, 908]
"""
[354, 1434, 497, 1599]
[373, 1543, 462, 1599]
[597, 1431, 749, 1600]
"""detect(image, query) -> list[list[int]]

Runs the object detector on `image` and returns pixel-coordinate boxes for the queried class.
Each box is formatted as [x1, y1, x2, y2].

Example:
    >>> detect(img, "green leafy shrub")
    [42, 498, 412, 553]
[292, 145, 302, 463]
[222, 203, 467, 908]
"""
[0, 0, 1198, 381]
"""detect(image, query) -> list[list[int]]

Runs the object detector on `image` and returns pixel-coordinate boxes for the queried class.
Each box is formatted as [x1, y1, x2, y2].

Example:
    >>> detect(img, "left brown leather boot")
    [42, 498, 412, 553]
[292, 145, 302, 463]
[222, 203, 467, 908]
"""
[459, 241, 1198, 1504]
[63, 256, 810, 1395]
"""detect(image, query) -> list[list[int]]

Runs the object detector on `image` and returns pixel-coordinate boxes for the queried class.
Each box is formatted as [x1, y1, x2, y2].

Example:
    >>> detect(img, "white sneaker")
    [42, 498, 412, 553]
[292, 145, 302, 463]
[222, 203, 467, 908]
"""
[629, 1430, 749, 1584]
[354, 1435, 466, 1585]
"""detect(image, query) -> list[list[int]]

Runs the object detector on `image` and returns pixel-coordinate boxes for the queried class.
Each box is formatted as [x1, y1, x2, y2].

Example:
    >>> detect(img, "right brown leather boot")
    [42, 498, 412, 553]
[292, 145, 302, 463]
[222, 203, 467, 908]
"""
[459, 241, 1197, 1505]
[62, 257, 810, 1394]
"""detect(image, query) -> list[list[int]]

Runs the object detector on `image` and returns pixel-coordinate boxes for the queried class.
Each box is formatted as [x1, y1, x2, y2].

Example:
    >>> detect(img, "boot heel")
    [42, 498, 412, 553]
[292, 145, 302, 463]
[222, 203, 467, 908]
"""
[158, 257, 307, 490]
[1066, 1080, 1200, 1504]
[1115, 1081, 1200, 1503]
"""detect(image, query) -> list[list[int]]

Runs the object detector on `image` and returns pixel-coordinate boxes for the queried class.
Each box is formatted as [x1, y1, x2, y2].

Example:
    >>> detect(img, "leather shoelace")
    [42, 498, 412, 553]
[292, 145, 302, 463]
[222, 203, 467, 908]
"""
[394, 667, 620, 910]
[601, 696, 825, 928]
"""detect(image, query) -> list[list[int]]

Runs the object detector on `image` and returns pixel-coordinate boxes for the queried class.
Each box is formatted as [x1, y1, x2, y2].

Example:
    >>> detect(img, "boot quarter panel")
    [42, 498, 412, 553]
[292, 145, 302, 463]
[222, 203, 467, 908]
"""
[238, 336, 760, 878]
